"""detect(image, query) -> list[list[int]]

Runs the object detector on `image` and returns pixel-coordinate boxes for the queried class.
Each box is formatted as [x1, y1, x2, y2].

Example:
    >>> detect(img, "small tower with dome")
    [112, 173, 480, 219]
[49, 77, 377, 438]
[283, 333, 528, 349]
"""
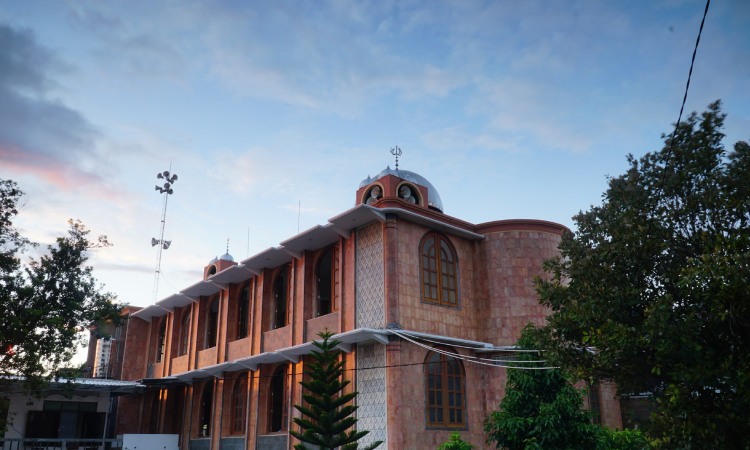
[203, 240, 237, 279]
[356, 146, 444, 213]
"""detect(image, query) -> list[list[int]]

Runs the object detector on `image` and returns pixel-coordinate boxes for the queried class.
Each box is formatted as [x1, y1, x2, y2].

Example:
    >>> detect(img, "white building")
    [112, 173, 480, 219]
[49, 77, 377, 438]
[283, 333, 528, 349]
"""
[93, 338, 114, 378]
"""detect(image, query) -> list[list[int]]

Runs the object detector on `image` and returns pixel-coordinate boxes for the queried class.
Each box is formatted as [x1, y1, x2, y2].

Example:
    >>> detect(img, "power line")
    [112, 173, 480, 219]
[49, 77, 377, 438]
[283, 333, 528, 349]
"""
[390, 329, 557, 370]
[158, 334, 558, 386]
[657, 0, 711, 197]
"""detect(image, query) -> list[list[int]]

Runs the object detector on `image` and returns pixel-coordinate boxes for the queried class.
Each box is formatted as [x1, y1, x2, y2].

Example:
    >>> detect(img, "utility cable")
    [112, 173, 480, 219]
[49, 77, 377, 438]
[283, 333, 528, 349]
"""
[657, 0, 711, 198]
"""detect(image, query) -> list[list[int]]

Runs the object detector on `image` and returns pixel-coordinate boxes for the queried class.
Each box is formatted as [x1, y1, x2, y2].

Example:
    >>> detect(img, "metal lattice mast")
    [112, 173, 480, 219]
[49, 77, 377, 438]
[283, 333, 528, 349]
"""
[152, 169, 178, 302]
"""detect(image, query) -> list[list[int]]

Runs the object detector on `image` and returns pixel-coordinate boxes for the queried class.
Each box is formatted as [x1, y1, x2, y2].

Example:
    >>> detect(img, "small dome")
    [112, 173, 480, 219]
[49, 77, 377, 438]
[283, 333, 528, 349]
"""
[359, 166, 444, 212]
[209, 256, 219, 264]
[220, 252, 234, 262]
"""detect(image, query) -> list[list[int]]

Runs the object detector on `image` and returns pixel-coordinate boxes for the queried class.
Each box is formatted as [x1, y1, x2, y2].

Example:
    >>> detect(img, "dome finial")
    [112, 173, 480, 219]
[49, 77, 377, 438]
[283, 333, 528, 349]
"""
[219, 238, 235, 262]
[390, 145, 402, 170]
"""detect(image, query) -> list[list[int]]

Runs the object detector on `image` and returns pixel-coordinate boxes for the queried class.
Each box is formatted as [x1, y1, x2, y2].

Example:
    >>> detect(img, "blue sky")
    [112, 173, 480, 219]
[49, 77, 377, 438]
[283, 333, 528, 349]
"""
[1, 0, 748, 309]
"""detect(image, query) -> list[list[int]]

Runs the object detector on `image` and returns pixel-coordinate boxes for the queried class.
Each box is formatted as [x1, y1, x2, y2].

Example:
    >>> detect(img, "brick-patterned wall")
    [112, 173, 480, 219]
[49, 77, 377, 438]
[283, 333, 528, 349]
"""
[395, 222, 484, 341]
[120, 316, 150, 381]
[115, 394, 143, 434]
[599, 381, 623, 428]
[482, 230, 562, 345]
[387, 341, 496, 450]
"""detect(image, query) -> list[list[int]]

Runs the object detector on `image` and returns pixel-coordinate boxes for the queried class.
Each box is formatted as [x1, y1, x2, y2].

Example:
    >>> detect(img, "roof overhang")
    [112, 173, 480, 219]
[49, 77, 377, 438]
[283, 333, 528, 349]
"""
[133, 204, 481, 322]
[0, 377, 145, 396]
[208, 264, 258, 285]
[241, 247, 293, 272]
[165, 328, 391, 382]
[377, 207, 484, 240]
[181, 279, 223, 299]
[389, 329, 495, 349]
[280, 225, 348, 255]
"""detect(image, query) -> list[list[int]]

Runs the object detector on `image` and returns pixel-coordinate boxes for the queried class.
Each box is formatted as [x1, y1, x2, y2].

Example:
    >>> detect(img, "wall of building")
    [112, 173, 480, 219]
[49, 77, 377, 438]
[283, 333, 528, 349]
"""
[2, 392, 110, 440]
[113, 175, 620, 449]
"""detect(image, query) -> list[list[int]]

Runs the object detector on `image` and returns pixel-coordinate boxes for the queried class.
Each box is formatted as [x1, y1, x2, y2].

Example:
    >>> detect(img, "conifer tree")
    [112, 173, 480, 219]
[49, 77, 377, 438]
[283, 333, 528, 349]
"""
[291, 331, 382, 450]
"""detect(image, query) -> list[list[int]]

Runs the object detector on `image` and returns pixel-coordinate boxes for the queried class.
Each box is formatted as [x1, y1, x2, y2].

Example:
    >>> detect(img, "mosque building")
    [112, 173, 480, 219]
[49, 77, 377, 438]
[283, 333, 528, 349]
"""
[115, 163, 622, 449]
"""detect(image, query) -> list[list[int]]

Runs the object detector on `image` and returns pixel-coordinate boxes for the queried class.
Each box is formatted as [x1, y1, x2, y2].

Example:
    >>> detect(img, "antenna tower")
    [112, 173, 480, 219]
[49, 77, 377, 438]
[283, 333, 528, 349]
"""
[152, 168, 178, 301]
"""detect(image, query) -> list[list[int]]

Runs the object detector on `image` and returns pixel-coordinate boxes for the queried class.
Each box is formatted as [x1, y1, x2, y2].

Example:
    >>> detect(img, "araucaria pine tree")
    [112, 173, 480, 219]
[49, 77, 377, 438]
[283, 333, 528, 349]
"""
[291, 331, 382, 450]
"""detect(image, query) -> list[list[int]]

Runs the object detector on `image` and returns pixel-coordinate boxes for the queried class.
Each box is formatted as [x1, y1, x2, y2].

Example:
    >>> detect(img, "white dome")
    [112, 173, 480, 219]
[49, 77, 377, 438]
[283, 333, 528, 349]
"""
[359, 166, 444, 212]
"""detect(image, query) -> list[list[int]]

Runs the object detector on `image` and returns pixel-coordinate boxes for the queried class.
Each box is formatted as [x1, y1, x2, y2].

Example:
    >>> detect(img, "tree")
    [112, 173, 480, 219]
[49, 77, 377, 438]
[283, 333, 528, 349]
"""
[437, 432, 475, 450]
[485, 326, 647, 450]
[536, 101, 750, 448]
[0, 179, 119, 389]
[484, 326, 602, 450]
[291, 331, 382, 450]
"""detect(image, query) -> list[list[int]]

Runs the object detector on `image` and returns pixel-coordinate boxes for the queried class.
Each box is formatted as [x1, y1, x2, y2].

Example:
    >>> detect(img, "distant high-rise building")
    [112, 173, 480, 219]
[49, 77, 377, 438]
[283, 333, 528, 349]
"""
[93, 338, 113, 378]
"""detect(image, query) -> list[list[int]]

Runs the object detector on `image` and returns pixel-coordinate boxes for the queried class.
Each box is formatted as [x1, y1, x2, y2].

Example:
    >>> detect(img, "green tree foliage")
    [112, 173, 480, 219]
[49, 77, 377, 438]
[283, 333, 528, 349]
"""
[437, 432, 475, 450]
[536, 101, 750, 448]
[0, 179, 119, 388]
[484, 326, 602, 450]
[485, 327, 647, 450]
[291, 331, 382, 450]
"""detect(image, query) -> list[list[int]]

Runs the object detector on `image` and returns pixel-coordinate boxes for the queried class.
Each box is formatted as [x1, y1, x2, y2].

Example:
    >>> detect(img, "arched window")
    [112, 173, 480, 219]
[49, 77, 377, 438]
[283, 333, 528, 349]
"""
[231, 375, 247, 433]
[206, 296, 219, 348]
[425, 349, 466, 428]
[237, 284, 250, 339]
[179, 307, 191, 356]
[273, 266, 289, 329]
[397, 182, 420, 205]
[199, 382, 214, 437]
[268, 365, 288, 432]
[420, 233, 458, 307]
[156, 318, 167, 363]
[315, 248, 334, 316]
[363, 184, 383, 205]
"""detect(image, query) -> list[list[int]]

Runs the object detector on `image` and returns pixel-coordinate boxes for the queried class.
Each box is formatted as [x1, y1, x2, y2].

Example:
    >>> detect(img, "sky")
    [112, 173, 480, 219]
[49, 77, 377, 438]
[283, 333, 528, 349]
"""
[1, 0, 749, 311]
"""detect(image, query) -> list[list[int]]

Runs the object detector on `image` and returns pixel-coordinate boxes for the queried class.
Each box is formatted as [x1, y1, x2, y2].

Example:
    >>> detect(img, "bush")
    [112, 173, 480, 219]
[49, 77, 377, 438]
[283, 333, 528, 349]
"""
[437, 432, 475, 450]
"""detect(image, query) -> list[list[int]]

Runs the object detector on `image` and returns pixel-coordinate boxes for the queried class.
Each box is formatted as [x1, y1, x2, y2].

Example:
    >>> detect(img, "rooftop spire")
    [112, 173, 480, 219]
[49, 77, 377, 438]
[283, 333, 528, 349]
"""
[390, 145, 402, 170]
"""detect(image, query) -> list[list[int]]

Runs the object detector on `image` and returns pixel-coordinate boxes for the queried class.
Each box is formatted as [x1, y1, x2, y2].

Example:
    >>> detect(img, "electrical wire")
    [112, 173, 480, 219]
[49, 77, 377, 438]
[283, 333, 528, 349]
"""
[394, 330, 542, 353]
[390, 329, 558, 370]
[657, 0, 711, 197]
[391, 330, 549, 364]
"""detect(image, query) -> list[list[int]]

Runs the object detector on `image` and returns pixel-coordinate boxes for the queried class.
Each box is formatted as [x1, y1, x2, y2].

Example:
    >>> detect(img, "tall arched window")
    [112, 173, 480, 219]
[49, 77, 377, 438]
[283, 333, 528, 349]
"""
[315, 248, 334, 316]
[206, 296, 219, 348]
[425, 349, 466, 428]
[179, 307, 191, 356]
[156, 319, 167, 363]
[237, 284, 250, 339]
[199, 382, 214, 437]
[231, 375, 247, 433]
[268, 365, 287, 432]
[273, 266, 289, 329]
[420, 233, 459, 307]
